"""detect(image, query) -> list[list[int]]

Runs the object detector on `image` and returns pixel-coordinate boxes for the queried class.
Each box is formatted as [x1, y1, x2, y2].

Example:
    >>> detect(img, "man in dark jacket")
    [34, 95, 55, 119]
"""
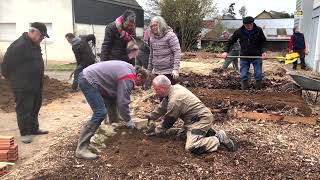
[100, 10, 136, 65]
[65, 33, 96, 91]
[222, 16, 267, 90]
[1, 22, 49, 143]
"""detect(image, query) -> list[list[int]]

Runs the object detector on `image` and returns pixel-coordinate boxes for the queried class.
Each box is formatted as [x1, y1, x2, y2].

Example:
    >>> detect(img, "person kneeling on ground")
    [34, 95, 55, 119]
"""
[76, 45, 147, 160]
[146, 75, 236, 155]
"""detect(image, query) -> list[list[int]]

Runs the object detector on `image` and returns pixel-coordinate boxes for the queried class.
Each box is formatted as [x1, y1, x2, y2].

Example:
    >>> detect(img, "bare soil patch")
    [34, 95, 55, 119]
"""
[30, 128, 320, 179]
[0, 76, 70, 112]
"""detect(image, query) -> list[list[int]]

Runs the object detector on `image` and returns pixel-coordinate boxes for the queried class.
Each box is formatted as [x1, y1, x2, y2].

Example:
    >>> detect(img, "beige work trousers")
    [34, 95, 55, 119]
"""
[185, 114, 220, 153]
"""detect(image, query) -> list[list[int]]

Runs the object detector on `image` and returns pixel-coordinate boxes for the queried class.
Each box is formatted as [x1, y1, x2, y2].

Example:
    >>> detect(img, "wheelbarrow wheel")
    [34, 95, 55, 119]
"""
[282, 83, 302, 96]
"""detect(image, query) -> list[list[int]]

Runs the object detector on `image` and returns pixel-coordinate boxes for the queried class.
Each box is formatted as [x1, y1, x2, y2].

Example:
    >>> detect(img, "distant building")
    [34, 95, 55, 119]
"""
[0, 0, 144, 62]
[255, 10, 293, 19]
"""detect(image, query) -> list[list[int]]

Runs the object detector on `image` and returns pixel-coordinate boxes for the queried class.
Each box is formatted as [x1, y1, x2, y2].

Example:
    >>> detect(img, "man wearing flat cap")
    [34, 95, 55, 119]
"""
[221, 16, 267, 90]
[1, 22, 50, 143]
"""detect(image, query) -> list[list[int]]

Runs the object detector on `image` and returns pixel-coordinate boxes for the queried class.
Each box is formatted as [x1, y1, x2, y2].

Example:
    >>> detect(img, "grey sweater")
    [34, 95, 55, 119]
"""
[148, 28, 181, 74]
[83, 60, 136, 122]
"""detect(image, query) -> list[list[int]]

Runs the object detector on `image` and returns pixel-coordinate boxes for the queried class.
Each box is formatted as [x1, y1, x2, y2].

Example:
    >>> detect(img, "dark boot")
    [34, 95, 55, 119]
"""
[241, 80, 249, 90]
[255, 80, 262, 90]
[71, 83, 78, 92]
[76, 122, 99, 160]
[216, 130, 236, 152]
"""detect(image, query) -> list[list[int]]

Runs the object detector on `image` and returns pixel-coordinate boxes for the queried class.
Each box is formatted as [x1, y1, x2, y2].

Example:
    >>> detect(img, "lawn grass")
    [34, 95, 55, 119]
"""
[46, 63, 76, 71]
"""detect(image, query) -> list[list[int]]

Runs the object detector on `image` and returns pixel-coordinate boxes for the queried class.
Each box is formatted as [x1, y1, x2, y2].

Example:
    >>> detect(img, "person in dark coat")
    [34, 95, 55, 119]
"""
[136, 37, 151, 90]
[1, 22, 50, 143]
[289, 27, 308, 70]
[65, 33, 96, 91]
[221, 16, 267, 90]
[100, 10, 136, 65]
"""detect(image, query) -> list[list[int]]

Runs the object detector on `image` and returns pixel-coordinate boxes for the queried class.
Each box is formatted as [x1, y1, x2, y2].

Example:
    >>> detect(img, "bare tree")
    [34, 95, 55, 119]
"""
[159, 0, 217, 51]
[239, 5, 248, 18]
[228, 3, 236, 16]
[144, 0, 161, 19]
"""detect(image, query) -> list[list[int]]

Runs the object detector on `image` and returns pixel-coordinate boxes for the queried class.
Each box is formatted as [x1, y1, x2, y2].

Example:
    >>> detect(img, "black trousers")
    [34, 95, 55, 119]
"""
[13, 90, 42, 136]
[293, 49, 306, 69]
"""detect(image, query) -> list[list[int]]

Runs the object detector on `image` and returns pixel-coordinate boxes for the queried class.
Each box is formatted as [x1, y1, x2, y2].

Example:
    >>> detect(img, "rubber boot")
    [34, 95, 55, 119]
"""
[241, 80, 249, 90]
[255, 80, 262, 90]
[76, 121, 99, 160]
[21, 135, 33, 144]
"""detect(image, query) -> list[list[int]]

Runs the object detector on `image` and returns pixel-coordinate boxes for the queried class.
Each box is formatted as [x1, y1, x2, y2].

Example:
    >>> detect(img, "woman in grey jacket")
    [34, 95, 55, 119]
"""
[148, 16, 181, 84]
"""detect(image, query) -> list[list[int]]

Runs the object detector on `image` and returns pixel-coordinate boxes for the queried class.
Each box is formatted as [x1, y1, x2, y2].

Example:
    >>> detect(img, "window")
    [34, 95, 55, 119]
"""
[277, 28, 287, 36]
[0, 23, 17, 41]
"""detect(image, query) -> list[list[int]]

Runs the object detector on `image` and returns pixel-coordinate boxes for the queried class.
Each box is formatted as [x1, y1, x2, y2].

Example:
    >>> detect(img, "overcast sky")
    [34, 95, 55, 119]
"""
[136, 0, 296, 18]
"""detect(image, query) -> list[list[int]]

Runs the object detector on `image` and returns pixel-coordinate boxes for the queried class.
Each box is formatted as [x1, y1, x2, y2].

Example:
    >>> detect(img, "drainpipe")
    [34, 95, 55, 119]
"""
[71, 0, 76, 34]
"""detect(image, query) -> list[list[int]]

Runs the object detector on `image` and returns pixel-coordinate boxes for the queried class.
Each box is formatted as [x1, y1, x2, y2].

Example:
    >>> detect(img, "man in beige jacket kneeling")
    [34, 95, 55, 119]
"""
[146, 75, 236, 155]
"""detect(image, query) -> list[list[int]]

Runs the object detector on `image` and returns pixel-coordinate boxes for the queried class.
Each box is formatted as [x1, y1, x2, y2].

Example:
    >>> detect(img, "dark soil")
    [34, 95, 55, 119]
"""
[0, 76, 70, 112]
[179, 69, 289, 91]
[191, 88, 312, 117]
[31, 129, 320, 179]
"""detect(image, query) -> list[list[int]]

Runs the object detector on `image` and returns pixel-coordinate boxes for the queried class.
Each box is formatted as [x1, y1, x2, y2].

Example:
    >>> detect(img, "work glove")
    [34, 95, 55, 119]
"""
[125, 120, 136, 129]
[172, 70, 179, 79]
[221, 52, 228, 59]
[261, 52, 267, 60]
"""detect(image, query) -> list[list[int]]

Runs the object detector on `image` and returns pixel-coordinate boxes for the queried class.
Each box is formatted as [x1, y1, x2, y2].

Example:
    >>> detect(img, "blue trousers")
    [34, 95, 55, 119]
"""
[78, 73, 107, 125]
[240, 58, 263, 81]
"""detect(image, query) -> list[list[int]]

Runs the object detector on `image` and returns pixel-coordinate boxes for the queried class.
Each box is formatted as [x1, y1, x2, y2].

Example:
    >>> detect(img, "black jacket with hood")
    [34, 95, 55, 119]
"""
[224, 23, 267, 57]
[72, 38, 95, 68]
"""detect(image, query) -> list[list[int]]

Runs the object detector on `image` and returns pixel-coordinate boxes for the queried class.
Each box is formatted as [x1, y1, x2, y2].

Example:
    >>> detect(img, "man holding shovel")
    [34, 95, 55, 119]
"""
[65, 33, 96, 92]
[221, 16, 267, 90]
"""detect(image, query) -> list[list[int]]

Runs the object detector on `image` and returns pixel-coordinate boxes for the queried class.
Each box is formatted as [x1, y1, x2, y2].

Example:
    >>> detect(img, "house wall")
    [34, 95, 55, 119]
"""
[297, 0, 320, 71]
[310, 0, 320, 71]
[0, 0, 75, 63]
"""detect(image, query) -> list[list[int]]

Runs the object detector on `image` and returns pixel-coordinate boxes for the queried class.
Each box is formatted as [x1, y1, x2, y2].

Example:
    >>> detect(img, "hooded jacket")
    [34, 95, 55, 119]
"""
[71, 37, 95, 67]
[224, 23, 267, 57]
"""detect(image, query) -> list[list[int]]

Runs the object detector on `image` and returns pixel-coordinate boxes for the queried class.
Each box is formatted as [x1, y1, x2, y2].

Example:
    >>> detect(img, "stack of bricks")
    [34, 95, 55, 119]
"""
[0, 136, 18, 162]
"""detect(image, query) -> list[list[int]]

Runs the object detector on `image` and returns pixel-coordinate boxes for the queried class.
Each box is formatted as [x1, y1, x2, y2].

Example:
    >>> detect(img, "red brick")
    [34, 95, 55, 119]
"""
[0, 150, 9, 161]
[0, 163, 9, 176]
[0, 144, 10, 150]
[0, 136, 15, 147]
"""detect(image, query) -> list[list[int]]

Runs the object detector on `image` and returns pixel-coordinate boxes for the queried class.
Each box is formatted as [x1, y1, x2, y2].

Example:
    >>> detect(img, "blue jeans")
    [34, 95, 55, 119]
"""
[72, 65, 84, 90]
[78, 73, 107, 125]
[240, 58, 263, 81]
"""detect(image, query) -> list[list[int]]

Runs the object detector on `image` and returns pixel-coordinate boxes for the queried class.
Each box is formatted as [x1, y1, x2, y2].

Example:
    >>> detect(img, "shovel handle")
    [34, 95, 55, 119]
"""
[227, 56, 284, 59]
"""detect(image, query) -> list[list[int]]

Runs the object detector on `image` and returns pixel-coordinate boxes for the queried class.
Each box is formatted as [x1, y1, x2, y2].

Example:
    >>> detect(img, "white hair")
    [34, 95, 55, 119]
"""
[153, 75, 171, 87]
[151, 16, 170, 36]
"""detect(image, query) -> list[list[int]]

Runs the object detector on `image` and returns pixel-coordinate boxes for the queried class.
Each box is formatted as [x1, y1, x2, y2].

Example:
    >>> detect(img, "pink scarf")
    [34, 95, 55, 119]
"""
[115, 16, 133, 42]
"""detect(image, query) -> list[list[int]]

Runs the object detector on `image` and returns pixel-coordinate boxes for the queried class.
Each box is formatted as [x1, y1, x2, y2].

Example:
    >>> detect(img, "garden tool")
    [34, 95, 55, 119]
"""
[227, 52, 300, 65]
